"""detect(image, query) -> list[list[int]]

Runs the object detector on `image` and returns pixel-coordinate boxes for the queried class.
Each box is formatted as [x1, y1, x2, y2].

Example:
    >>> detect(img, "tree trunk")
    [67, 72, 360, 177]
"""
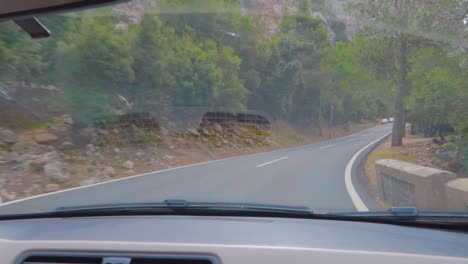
[286, 86, 297, 122]
[391, 35, 409, 146]
[328, 104, 334, 138]
[391, 0, 409, 146]
[318, 92, 323, 136]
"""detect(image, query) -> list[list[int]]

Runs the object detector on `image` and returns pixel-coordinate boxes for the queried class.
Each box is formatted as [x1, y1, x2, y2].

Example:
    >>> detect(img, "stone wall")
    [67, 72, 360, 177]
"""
[375, 159, 459, 210]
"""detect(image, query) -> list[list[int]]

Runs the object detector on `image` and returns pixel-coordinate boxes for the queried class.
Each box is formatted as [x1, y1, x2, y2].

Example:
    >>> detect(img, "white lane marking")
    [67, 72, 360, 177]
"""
[256, 157, 288, 168]
[361, 134, 369, 136]
[345, 131, 392, 211]
[319, 144, 336, 149]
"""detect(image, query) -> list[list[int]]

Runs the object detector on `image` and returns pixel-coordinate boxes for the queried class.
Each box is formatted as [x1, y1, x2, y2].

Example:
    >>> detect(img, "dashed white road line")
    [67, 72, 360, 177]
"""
[344, 131, 392, 211]
[319, 144, 336, 149]
[256, 157, 288, 168]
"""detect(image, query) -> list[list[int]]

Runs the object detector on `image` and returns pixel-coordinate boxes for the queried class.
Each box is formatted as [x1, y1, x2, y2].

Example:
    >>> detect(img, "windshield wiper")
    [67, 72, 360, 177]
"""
[0, 199, 314, 220]
[326, 207, 468, 227]
[1, 203, 467, 231]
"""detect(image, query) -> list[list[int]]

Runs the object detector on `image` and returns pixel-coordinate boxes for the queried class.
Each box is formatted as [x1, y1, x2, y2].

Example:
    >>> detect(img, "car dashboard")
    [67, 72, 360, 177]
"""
[1, 215, 467, 264]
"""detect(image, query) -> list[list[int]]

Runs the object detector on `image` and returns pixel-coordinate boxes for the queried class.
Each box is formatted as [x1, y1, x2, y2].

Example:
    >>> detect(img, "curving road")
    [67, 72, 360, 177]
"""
[0, 124, 392, 214]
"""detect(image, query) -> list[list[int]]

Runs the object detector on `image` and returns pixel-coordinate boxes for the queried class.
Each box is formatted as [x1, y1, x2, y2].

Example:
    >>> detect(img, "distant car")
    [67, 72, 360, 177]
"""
[388, 117, 395, 122]
[381, 118, 389, 124]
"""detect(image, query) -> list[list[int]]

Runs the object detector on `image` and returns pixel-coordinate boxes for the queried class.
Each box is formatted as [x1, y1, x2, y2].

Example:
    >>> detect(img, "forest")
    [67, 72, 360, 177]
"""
[0, 0, 467, 168]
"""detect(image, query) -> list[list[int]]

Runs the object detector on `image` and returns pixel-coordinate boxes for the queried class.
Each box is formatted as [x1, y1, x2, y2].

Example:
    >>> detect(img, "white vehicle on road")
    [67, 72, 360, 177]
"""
[380, 118, 389, 124]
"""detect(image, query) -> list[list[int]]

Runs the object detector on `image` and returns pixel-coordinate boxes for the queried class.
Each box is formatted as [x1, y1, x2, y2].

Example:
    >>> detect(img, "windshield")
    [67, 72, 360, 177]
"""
[0, 0, 467, 217]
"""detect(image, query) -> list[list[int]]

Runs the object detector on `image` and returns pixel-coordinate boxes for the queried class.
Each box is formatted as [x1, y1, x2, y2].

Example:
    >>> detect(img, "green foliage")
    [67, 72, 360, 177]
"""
[0, 0, 464, 146]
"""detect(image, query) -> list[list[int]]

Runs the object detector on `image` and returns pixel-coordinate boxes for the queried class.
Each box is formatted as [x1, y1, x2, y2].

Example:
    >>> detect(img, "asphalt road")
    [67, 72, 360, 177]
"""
[0, 124, 392, 215]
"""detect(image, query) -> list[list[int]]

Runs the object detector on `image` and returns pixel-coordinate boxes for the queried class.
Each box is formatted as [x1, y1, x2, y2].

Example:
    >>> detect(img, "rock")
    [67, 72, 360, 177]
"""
[221, 139, 229, 144]
[201, 137, 208, 142]
[0, 129, 17, 144]
[188, 128, 200, 137]
[169, 145, 175, 150]
[136, 151, 145, 158]
[33, 133, 58, 144]
[79, 177, 99, 186]
[17, 153, 34, 163]
[63, 115, 74, 125]
[160, 127, 169, 137]
[6, 152, 19, 163]
[201, 128, 211, 136]
[44, 160, 69, 183]
[30, 151, 59, 170]
[0, 190, 16, 201]
[122, 160, 134, 169]
[59, 141, 75, 150]
[114, 147, 121, 153]
[75, 128, 97, 144]
[163, 155, 175, 160]
[45, 184, 60, 192]
[102, 166, 116, 177]
[216, 142, 222, 148]
[12, 140, 48, 155]
[213, 123, 223, 133]
[86, 144, 95, 150]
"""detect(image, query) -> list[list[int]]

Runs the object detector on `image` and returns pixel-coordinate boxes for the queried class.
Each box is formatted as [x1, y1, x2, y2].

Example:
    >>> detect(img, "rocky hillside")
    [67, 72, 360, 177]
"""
[0, 113, 273, 202]
[113, 0, 361, 41]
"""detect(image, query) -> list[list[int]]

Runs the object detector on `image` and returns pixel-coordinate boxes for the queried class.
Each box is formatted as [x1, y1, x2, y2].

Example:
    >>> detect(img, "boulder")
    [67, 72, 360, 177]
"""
[59, 141, 75, 151]
[5, 152, 19, 163]
[0, 129, 17, 144]
[188, 128, 200, 137]
[12, 140, 49, 155]
[33, 132, 58, 144]
[201, 128, 211, 136]
[122, 160, 134, 169]
[44, 160, 69, 183]
[163, 155, 175, 160]
[0, 190, 16, 201]
[16, 153, 34, 163]
[160, 127, 169, 137]
[74, 128, 97, 145]
[213, 123, 223, 133]
[102, 166, 116, 177]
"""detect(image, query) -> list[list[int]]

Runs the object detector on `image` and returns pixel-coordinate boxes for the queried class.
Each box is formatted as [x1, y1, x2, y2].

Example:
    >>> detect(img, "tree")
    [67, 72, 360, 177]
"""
[406, 45, 465, 137]
[0, 22, 45, 82]
[350, 0, 467, 146]
[57, 18, 134, 90]
[132, 15, 175, 109]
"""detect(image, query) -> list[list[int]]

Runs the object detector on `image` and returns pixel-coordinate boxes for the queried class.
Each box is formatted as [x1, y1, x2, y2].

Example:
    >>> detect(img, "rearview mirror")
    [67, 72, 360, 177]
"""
[0, 0, 128, 21]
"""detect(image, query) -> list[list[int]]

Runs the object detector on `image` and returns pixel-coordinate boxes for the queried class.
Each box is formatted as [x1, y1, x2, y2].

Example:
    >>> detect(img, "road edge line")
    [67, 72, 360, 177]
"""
[345, 131, 392, 211]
